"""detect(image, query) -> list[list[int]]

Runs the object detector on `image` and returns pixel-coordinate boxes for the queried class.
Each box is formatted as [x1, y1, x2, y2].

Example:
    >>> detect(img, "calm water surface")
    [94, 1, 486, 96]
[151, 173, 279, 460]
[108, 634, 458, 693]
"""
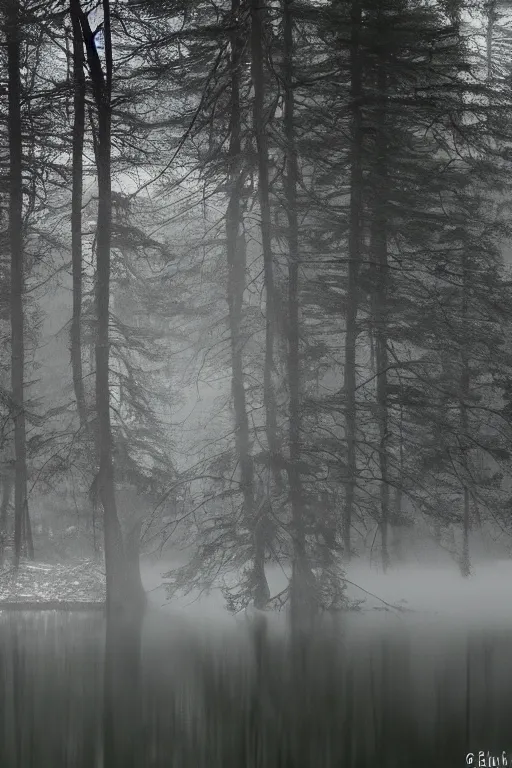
[0, 607, 511, 767]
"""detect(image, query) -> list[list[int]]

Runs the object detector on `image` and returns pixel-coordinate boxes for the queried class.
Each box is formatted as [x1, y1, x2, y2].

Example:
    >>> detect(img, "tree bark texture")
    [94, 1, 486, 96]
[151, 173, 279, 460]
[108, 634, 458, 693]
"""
[343, 0, 363, 562]
[283, 0, 316, 618]
[6, 0, 32, 565]
[251, 0, 282, 495]
[74, 0, 130, 614]
[70, 0, 88, 431]
[227, 0, 269, 609]
[372, 44, 390, 573]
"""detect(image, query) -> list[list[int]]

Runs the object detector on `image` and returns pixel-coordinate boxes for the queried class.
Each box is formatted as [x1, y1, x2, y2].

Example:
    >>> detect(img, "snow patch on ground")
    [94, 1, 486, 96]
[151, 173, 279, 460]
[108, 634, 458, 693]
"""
[0, 560, 105, 604]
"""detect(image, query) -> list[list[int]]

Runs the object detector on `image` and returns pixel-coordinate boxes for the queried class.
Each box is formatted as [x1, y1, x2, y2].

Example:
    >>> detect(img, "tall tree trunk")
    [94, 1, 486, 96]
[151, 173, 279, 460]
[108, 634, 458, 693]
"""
[0, 470, 13, 559]
[124, 518, 145, 608]
[250, 0, 281, 606]
[251, 0, 281, 495]
[391, 388, 404, 560]
[392, 488, 403, 562]
[473, 496, 481, 529]
[283, 0, 316, 619]
[486, 0, 496, 83]
[372, 46, 390, 573]
[23, 499, 33, 560]
[95, 1, 128, 614]
[7, 0, 31, 566]
[445, 0, 471, 582]
[460, 255, 471, 578]
[343, 0, 363, 562]
[227, 0, 269, 608]
[69, 0, 88, 431]
[75, 0, 129, 614]
[374, 263, 390, 573]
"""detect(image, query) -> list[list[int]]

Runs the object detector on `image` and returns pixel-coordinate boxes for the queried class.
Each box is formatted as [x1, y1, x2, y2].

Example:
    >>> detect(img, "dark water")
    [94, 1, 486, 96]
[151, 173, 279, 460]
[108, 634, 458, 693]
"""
[0, 608, 511, 767]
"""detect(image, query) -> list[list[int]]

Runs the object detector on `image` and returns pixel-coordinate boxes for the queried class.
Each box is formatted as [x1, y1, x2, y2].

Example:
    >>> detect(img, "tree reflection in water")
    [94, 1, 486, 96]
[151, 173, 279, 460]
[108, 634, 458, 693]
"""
[0, 610, 511, 767]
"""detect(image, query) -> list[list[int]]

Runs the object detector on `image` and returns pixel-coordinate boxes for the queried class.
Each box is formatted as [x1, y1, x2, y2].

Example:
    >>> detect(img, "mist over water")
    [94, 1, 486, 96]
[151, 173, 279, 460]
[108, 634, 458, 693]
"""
[141, 552, 512, 629]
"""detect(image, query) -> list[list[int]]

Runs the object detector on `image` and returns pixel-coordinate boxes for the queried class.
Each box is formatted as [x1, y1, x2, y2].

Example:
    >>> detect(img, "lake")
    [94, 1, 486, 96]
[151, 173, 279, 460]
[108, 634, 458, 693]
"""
[0, 598, 511, 768]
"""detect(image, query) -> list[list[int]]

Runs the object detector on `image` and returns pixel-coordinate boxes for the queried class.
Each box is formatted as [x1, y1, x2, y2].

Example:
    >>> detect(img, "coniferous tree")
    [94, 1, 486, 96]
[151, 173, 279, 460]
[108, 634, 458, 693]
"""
[71, 0, 133, 613]
[69, 0, 88, 432]
[282, 0, 319, 617]
[5, 0, 33, 565]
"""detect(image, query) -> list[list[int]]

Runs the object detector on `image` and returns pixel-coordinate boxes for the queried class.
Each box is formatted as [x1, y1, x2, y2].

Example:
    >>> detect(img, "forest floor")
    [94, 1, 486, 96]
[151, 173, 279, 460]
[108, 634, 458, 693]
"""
[0, 559, 105, 606]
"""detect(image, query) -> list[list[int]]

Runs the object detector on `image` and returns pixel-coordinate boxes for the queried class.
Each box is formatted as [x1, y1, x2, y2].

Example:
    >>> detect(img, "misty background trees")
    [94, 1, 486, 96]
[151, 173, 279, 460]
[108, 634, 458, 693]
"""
[1, 0, 512, 615]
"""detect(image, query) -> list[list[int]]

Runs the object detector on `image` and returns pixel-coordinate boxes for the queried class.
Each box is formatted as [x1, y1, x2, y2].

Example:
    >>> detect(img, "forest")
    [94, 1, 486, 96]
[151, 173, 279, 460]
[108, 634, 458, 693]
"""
[1, 0, 512, 621]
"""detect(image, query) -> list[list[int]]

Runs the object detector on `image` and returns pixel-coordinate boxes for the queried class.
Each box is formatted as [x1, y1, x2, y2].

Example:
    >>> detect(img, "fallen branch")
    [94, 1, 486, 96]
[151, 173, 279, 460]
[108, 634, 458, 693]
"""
[343, 579, 415, 613]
